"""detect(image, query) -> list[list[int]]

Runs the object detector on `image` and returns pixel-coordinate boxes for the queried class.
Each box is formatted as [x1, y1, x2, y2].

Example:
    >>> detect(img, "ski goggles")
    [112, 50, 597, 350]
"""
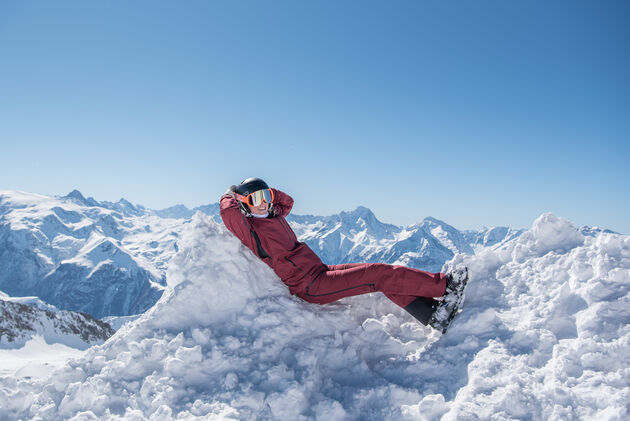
[235, 188, 274, 207]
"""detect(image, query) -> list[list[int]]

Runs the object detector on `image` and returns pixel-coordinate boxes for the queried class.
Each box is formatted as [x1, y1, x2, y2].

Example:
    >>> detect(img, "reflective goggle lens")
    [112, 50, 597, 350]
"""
[248, 189, 273, 206]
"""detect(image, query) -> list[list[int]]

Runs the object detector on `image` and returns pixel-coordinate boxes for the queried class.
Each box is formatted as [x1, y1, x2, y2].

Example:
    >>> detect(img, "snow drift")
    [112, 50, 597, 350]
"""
[0, 212, 628, 420]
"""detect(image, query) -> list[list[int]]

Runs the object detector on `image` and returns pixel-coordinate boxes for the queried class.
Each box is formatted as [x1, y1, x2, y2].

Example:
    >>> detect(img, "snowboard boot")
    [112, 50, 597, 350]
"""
[429, 266, 469, 333]
[404, 296, 439, 325]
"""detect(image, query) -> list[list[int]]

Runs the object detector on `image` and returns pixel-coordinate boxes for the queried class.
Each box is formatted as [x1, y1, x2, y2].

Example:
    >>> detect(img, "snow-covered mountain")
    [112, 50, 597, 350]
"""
[155, 200, 524, 271]
[154, 203, 220, 220]
[462, 225, 524, 249]
[0, 189, 521, 319]
[288, 208, 523, 272]
[1, 212, 627, 420]
[288, 206, 403, 265]
[163, 200, 522, 271]
[0, 190, 181, 318]
[0, 291, 114, 349]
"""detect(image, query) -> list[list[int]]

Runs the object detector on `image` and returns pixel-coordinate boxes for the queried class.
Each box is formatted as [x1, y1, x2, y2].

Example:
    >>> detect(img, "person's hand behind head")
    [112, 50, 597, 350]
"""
[225, 185, 238, 198]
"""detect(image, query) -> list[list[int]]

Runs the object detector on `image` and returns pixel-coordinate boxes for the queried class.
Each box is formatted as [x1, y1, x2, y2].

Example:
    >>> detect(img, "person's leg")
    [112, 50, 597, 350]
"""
[401, 296, 440, 325]
[325, 263, 365, 271]
[298, 263, 445, 325]
[298, 263, 445, 306]
[383, 292, 419, 308]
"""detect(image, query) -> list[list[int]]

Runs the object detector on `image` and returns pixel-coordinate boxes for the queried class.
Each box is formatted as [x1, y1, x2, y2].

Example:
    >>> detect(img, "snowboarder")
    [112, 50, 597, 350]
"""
[220, 178, 468, 333]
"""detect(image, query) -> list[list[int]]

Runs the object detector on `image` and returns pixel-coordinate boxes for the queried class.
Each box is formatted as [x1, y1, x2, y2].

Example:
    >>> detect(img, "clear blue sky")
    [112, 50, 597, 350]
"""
[1, 1, 628, 233]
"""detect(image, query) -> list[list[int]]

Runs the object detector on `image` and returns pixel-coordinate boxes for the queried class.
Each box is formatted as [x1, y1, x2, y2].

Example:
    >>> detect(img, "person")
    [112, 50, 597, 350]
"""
[220, 177, 468, 332]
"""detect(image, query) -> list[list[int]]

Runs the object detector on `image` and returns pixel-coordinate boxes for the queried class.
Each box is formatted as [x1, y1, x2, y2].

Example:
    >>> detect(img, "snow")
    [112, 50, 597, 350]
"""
[288, 208, 462, 272]
[102, 314, 143, 331]
[0, 210, 628, 420]
[0, 190, 179, 317]
[0, 336, 86, 379]
[417, 213, 630, 420]
[0, 295, 114, 350]
[0, 291, 58, 312]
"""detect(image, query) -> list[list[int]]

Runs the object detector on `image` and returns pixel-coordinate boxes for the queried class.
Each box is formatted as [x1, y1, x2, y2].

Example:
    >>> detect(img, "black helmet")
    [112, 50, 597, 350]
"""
[236, 177, 269, 196]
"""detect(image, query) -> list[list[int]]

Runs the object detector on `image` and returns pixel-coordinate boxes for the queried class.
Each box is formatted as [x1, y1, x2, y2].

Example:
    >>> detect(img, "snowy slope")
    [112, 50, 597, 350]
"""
[0, 292, 114, 349]
[0, 289, 115, 379]
[0, 212, 627, 420]
[0, 336, 88, 379]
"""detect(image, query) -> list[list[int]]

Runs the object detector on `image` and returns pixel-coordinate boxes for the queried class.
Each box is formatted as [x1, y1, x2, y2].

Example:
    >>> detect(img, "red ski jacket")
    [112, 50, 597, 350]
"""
[220, 189, 326, 294]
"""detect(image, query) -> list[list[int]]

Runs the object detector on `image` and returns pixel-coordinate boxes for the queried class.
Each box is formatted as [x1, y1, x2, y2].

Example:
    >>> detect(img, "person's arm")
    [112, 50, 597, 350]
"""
[220, 187, 249, 239]
[271, 188, 294, 217]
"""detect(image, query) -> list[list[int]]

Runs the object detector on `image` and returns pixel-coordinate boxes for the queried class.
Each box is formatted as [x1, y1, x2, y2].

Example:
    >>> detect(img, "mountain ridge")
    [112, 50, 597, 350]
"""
[0, 291, 114, 349]
[0, 188, 526, 319]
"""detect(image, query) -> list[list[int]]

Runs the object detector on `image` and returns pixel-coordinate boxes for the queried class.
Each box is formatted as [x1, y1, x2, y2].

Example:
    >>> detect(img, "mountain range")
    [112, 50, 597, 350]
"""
[1, 189, 525, 322]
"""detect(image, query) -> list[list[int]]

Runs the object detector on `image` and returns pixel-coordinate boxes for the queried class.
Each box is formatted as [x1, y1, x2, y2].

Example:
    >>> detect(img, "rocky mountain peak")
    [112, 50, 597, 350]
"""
[64, 189, 87, 203]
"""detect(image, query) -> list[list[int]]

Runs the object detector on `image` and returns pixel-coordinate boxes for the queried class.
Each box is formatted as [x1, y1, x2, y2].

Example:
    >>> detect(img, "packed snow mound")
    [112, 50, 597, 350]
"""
[1, 212, 628, 420]
[512, 212, 585, 260]
[428, 213, 630, 420]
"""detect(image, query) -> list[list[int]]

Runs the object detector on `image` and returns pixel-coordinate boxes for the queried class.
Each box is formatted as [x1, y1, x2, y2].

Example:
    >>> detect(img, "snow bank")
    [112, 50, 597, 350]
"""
[512, 212, 585, 261]
[404, 213, 630, 420]
[1, 212, 628, 420]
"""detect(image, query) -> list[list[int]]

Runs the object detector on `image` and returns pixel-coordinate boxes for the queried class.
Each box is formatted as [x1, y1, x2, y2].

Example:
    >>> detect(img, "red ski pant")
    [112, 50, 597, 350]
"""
[297, 263, 446, 308]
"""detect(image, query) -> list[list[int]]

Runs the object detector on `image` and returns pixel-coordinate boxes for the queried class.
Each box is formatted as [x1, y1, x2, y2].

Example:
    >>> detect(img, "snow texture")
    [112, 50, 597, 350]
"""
[0, 211, 628, 420]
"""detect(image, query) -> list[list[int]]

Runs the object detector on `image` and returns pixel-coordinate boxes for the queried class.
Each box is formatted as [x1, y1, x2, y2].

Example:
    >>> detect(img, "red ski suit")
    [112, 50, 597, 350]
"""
[220, 189, 446, 308]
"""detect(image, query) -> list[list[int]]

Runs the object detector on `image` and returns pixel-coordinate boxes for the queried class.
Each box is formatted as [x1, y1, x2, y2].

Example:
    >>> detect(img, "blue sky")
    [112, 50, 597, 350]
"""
[1, 1, 628, 233]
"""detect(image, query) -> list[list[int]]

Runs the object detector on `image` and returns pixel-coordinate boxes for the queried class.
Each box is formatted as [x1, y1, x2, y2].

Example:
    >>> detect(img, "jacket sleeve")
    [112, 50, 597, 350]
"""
[220, 193, 250, 241]
[271, 188, 294, 217]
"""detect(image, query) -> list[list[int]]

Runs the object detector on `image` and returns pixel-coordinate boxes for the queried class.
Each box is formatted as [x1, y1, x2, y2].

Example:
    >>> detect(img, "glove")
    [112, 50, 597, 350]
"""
[225, 185, 238, 198]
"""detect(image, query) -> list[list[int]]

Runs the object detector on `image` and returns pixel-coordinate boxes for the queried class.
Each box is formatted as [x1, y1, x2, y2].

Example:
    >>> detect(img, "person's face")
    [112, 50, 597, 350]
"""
[249, 201, 269, 215]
